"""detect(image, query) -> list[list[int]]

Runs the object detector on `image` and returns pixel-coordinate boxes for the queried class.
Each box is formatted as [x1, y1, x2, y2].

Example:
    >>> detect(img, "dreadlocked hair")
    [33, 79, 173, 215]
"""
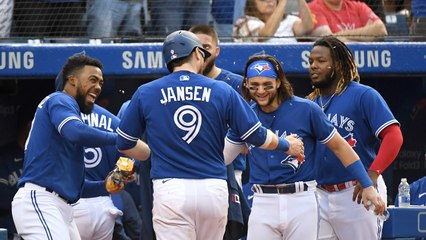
[307, 36, 360, 100]
[241, 54, 293, 103]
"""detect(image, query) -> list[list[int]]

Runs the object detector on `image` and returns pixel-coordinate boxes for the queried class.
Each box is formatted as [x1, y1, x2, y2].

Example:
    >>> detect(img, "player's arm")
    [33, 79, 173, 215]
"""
[335, 20, 387, 42]
[224, 127, 304, 165]
[61, 119, 117, 147]
[117, 138, 150, 161]
[368, 123, 403, 184]
[82, 180, 109, 197]
[325, 131, 386, 214]
[246, 127, 303, 155]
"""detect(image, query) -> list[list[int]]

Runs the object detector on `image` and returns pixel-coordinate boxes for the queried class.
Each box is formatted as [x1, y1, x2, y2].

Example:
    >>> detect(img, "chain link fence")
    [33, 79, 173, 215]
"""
[0, 0, 424, 42]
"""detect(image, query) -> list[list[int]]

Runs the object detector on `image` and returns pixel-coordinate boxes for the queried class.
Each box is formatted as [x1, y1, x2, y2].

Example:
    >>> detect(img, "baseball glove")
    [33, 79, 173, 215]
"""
[105, 157, 136, 194]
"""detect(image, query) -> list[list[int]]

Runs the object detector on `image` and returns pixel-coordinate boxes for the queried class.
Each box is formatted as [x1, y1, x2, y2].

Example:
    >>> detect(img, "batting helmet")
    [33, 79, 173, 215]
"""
[163, 30, 211, 73]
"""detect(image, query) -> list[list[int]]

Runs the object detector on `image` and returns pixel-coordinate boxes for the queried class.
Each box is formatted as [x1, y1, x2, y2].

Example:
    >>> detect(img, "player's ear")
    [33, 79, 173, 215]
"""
[67, 75, 77, 87]
[215, 46, 220, 58]
[276, 78, 281, 89]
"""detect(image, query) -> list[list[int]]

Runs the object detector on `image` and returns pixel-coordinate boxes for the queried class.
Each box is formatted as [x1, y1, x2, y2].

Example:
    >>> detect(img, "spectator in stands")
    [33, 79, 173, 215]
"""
[149, 0, 211, 36]
[0, 0, 13, 38]
[233, 0, 314, 42]
[12, 0, 85, 38]
[360, 0, 386, 20]
[308, 0, 388, 42]
[85, 0, 143, 38]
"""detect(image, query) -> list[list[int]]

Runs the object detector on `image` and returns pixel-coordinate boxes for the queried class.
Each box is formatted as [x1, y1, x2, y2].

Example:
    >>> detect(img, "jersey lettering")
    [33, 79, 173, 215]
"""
[80, 112, 114, 132]
[160, 86, 211, 104]
[327, 113, 355, 132]
[173, 105, 202, 144]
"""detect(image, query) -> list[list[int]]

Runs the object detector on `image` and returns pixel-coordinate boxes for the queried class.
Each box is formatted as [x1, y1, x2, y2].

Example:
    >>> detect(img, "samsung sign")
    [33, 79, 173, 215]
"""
[0, 42, 425, 77]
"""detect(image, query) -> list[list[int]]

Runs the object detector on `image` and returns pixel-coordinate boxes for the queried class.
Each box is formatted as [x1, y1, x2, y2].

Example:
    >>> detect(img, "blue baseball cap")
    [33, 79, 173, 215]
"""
[246, 60, 277, 79]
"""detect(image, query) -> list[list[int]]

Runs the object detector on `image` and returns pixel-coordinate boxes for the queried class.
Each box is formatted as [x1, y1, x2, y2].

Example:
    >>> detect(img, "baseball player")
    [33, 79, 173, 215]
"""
[11, 54, 120, 239]
[189, 25, 251, 239]
[226, 54, 386, 239]
[53, 68, 136, 240]
[307, 36, 403, 240]
[117, 100, 155, 240]
[189, 24, 247, 188]
[116, 30, 304, 240]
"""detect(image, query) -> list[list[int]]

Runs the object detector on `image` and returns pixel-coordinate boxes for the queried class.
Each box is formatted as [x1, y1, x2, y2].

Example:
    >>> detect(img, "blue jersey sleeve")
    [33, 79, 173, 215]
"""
[360, 88, 399, 137]
[117, 89, 146, 150]
[61, 120, 117, 147]
[117, 100, 130, 119]
[82, 180, 109, 197]
[226, 91, 262, 143]
[49, 94, 117, 147]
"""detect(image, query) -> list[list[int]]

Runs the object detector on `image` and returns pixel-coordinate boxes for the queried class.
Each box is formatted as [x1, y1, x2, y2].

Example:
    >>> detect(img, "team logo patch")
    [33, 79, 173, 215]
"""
[343, 133, 357, 147]
[280, 155, 305, 173]
[180, 75, 190, 81]
[251, 63, 271, 74]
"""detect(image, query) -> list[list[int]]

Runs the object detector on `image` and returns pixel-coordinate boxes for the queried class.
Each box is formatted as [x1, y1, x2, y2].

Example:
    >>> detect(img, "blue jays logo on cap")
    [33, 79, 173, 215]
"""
[253, 63, 271, 73]
[247, 60, 277, 79]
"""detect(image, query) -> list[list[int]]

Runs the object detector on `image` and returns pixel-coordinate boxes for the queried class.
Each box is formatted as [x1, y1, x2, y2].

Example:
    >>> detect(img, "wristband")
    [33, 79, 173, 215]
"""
[275, 137, 290, 152]
[346, 160, 373, 188]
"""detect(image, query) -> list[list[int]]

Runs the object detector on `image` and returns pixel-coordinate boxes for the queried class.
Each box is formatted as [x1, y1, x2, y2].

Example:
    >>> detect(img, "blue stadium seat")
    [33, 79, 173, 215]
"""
[384, 13, 410, 42]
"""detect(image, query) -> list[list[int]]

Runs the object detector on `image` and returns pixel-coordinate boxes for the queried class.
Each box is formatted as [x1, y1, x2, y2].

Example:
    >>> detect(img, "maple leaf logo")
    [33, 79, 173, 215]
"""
[343, 133, 357, 147]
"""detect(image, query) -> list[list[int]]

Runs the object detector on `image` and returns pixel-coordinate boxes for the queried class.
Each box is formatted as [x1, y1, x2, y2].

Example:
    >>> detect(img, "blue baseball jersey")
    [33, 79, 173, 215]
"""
[80, 104, 120, 197]
[18, 92, 86, 203]
[117, 100, 130, 119]
[216, 68, 243, 94]
[314, 82, 399, 185]
[231, 96, 336, 184]
[116, 70, 261, 180]
[215, 68, 246, 172]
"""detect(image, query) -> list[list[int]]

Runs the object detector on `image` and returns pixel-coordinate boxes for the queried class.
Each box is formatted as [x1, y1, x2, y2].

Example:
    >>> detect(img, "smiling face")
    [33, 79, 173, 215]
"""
[73, 65, 103, 114]
[308, 45, 336, 91]
[247, 76, 280, 112]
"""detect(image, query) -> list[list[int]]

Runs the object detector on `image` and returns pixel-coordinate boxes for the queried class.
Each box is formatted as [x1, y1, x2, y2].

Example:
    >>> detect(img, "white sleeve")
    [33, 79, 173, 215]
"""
[223, 138, 245, 166]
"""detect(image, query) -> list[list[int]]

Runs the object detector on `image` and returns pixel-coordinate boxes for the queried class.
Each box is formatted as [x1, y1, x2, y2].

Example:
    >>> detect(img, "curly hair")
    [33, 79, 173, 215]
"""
[241, 54, 293, 103]
[307, 36, 360, 100]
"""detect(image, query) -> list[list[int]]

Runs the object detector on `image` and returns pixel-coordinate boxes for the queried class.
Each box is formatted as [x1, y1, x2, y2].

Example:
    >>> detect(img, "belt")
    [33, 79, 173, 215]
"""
[252, 182, 308, 194]
[23, 183, 72, 204]
[318, 180, 358, 193]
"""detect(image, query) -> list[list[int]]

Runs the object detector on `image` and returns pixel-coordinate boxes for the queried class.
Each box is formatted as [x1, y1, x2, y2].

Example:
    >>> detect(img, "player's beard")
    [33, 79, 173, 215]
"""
[253, 91, 278, 111]
[202, 57, 215, 76]
[312, 70, 335, 89]
[76, 87, 94, 114]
